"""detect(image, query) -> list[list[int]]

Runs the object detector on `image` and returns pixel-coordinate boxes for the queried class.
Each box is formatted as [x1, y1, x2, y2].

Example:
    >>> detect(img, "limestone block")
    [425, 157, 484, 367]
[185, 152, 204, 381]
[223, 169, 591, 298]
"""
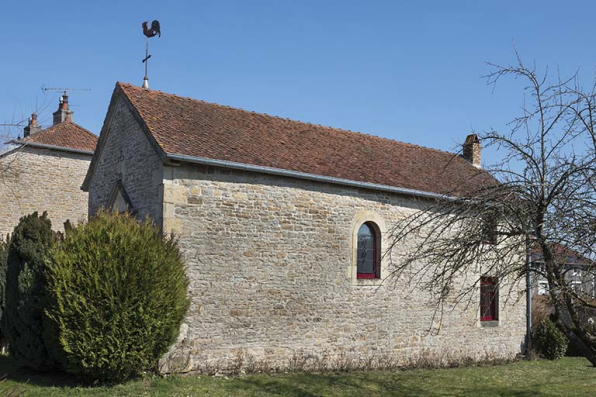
[164, 184, 188, 205]
[163, 217, 183, 236]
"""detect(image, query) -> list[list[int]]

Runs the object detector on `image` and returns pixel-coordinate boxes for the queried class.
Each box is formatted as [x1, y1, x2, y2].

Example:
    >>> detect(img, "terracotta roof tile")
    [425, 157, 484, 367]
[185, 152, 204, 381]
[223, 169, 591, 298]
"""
[23, 121, 97, 152]
[118, 82, 491, 196]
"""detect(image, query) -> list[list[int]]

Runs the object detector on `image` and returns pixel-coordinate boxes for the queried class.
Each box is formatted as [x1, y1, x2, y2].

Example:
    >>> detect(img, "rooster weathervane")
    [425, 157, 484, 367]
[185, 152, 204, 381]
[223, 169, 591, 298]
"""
[141, 20, 161, 89]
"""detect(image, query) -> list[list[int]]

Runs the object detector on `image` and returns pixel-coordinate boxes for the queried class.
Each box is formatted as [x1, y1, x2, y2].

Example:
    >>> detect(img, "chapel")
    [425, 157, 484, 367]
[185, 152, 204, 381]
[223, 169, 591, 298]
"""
[83, 82, 525, 372]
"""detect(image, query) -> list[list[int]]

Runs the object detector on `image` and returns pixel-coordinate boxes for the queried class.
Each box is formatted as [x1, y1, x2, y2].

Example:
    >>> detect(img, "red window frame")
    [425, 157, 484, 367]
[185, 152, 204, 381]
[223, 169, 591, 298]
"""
[480, 277, 498, 321]
[357, 223, 380, 279]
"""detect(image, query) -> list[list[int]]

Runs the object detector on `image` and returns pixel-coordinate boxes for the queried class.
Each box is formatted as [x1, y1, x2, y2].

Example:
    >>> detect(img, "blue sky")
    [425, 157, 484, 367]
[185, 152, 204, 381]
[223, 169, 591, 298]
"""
[1, 1, 595, 165]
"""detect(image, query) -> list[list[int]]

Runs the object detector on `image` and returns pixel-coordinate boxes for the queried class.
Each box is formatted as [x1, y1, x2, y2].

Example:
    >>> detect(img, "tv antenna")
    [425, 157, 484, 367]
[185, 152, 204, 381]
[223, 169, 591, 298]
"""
[41, 87, 91, 93]
[40, 87, 91, 108]
[141, 20, 161, 89]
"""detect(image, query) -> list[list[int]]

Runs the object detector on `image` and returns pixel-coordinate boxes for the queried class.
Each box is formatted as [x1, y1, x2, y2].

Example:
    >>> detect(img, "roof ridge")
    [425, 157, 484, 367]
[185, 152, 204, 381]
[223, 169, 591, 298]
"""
[24, 120, 96, 139]
[117, 82, 462, 159]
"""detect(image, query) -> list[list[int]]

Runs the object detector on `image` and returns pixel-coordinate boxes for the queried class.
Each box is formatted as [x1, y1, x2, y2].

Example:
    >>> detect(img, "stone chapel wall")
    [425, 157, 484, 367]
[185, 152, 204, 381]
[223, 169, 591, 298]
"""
[87, 98, 163, 223]
[158, 162, 526, 373]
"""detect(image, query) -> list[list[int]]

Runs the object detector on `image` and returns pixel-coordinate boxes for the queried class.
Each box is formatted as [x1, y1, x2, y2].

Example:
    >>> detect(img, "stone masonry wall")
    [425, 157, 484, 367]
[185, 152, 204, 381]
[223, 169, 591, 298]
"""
[0, 147, 91, 237]
[87, 98, 163, 223]
[159, 162, 526, 373]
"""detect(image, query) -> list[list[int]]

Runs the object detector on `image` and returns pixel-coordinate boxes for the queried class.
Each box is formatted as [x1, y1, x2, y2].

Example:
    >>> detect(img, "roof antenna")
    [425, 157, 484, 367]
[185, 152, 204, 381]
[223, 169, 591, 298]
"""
[41, 87, 92, 103]
[141, 20, 161, 89]
[41, 86, 91, 115]
[41, 87, 92, 93]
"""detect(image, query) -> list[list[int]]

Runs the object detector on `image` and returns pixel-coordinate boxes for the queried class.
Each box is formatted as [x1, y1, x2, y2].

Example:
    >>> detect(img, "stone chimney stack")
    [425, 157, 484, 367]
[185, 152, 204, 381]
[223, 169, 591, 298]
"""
[463, 134, 481, 168]
[52, 92, 74, 125]
[23, 112, 42, 138]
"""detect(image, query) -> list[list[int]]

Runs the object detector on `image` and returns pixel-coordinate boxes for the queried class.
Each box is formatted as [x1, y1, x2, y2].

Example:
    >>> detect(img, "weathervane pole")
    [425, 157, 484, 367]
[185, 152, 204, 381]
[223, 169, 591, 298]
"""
[141, 19, 160, 89]
[142, 38, 150, 89]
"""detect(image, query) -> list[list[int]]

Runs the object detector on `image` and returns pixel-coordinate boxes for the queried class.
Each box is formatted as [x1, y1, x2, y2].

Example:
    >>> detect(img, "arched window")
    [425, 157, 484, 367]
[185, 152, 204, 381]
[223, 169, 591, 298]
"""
[357, 222, 380, 279]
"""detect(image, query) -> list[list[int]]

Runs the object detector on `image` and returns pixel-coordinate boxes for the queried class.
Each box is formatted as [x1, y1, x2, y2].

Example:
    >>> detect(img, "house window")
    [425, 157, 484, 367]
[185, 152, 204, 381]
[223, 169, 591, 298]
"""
[538, 280, 549, 295]
[481, 214, 498, 245]
[357, 222, 380, 279]
[571, 280, 583, 293]
[480, 277, 498, 321]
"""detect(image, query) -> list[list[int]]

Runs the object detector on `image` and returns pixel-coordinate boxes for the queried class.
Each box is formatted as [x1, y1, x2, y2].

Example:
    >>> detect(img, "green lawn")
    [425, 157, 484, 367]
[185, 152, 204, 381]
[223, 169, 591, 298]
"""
[0, 356, 594, 396]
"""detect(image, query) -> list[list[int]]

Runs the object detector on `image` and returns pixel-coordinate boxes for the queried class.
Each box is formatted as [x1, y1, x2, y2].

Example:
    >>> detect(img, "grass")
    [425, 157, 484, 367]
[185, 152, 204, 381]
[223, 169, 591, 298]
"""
[0, 355, 594, 396]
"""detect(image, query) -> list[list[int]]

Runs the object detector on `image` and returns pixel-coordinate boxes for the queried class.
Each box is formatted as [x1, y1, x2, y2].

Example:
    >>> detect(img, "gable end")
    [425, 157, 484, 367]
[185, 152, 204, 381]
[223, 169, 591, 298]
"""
[82, 84, 166, 191]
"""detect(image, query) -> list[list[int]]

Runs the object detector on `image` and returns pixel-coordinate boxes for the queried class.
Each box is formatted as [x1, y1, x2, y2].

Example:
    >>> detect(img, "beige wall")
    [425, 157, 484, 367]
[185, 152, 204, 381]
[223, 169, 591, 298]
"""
[0, 147, 91, 237]
[158, 162, 526, 373]
[87, 98, 163, 223]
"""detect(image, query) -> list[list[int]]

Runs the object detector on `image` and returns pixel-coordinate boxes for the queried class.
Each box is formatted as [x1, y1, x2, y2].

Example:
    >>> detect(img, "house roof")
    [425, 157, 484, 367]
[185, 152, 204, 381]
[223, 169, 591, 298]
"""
[532, 243, 595, 268]
[85, 82, 494, 196]
[20, 121, 98, 153]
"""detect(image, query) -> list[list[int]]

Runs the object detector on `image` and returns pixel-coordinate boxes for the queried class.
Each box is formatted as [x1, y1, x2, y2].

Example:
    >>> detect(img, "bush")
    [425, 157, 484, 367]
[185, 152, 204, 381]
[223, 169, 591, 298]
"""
[2, 212, 55, 370]
[45, 212, 189, 382]
[533, 318, 569, 360]
[531, 295, 553, 332]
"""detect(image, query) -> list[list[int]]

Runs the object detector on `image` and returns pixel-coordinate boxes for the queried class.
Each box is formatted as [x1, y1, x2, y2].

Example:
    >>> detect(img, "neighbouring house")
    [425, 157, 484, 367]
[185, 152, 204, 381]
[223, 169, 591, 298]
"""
[83, 82, 526, 372]
[532, 244, 596, 298]
[0, 94, 97, 237]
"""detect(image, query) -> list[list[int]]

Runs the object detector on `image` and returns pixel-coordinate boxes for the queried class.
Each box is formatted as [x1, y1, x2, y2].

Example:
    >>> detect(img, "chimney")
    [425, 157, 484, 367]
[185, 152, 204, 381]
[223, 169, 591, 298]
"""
[23, 112, 42, 138]
[463, 134, 481, 168]
[52, 92, 74, 125]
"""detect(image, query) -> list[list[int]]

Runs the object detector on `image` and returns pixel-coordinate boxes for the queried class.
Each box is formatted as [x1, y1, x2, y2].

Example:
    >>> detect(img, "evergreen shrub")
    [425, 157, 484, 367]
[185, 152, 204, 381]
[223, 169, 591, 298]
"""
[45, 211, 189, 382]
[2, 211, 55, 370]
[533, 318, 569, 360]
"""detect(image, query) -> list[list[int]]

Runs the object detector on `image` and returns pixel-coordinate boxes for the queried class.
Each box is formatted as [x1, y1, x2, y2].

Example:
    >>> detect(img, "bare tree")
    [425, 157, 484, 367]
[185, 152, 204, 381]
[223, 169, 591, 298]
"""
[387, 53, 596, 365]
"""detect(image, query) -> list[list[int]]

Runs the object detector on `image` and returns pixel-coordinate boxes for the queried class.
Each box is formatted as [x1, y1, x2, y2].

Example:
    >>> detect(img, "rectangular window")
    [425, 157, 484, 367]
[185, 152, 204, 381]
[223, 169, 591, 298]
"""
[571, 280, 583, 293]
[482, 215, 498, 245]
[480, 277, 498, 321]
[538, 281, 549, 295]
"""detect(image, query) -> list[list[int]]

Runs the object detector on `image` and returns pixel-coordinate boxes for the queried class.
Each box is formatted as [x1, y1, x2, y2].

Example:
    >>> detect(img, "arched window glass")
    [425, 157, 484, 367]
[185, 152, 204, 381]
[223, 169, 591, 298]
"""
[357, 222, 380, 279]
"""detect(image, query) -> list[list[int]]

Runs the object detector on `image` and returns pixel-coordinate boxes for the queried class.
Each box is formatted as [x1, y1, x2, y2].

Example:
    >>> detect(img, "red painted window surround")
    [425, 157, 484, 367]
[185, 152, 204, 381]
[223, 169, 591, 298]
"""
[357, 223, 380, 279]
[480, 277, 498, 321]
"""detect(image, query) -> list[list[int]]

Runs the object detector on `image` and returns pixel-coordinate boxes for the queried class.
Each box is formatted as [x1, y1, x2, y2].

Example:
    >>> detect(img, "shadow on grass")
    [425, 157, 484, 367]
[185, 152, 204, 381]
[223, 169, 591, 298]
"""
[225, 372, 448, 397]
[0, 355, 145, 391]
[0, 355, 592, 396]
[0, 355, 81, 388]
[225, 371, 569, 397]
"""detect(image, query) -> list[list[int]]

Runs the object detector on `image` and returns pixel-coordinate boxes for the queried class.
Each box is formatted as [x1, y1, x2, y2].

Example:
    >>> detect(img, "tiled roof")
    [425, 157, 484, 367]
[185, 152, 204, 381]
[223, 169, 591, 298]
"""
[22, 121, 97, 153]
[118, 82, 492, 197]
[532, 243, 594, 267]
